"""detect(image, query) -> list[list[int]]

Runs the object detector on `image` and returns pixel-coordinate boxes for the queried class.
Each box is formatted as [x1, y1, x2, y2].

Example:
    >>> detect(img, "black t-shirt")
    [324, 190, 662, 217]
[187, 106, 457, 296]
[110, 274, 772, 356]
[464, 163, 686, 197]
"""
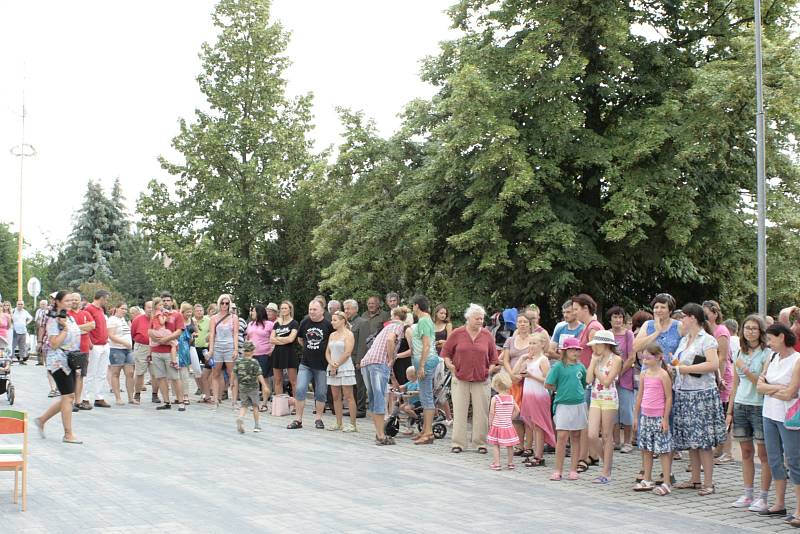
[272, 319, 299, 360]
[297, 317, 333, 370]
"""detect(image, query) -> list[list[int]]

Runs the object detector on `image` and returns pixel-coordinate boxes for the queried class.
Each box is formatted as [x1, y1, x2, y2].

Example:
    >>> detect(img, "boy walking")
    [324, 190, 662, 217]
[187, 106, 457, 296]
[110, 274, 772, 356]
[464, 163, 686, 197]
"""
[234, 341, 268, 433]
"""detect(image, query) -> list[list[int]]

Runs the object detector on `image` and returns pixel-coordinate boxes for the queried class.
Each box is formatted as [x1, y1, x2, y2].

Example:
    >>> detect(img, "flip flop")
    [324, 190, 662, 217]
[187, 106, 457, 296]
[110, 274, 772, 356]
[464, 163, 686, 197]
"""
[549, 471, 562, 481]
[62, 437, 83, 444]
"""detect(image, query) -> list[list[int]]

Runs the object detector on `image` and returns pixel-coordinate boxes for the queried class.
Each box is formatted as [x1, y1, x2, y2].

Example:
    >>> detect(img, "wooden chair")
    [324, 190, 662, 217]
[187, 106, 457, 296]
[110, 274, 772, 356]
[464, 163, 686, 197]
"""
[0, 409, 27, 511]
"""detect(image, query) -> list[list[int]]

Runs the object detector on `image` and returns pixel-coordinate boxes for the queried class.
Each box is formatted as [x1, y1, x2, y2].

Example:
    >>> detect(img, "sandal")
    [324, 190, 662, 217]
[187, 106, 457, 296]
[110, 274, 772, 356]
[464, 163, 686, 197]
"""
[653, 483, 672, 496]
[576, 460, 589, 473]
[635, 470, 644, 482]
[513, 446, 525, 456]
[674, 480, 701, 490]
[521, 448, 534, 457]
[451, 446, 463, 453]
[414, 435, 434, 445]
[592, 475, 611, 485]
[506, 463, 515, 470]
[489, 463, 502, 471]
[586, 456, 599, 466]
[524, 457, 545, 467]
[633, 480, 656, 492]
[698, 485, 716, 496]
[477, 447, 488, 454]
[655, 472, 677, 486]
[286, 420, 303, 429]
[567, 471, 579, 481]
[549, 471, 562, 481]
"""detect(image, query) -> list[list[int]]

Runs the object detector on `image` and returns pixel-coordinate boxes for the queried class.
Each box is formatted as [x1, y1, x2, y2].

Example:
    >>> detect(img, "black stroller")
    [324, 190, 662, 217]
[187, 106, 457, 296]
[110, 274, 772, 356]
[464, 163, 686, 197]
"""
[0, 352, 15, 405]
[385, 362, 450, 440]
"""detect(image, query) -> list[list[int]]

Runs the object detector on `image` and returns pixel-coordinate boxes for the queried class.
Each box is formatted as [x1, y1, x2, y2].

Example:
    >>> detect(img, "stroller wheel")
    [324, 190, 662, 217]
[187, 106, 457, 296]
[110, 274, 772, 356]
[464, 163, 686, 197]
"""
[8, 384, 14, 405]
[432, 422, 447, 440]
[384, 416, 399, 437]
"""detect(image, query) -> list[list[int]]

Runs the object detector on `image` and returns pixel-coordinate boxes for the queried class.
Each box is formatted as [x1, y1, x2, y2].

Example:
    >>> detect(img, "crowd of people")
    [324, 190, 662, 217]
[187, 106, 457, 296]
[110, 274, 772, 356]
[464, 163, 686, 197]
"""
[4, 289, 800, 527]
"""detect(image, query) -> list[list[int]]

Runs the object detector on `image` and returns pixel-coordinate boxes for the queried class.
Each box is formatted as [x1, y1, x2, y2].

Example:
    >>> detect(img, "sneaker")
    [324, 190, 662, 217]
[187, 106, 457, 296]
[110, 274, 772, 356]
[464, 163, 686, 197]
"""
[315, 419, 325, 430]
[151, 394, 161, 404]
[732, 495, 753, 508]
[156, 403, 172, 410]
[253, 424, 262, 433]
[78, 401, 93, 411]
[748, 498, 768, 513]
[237, 417, 245, 434]
[327, 423, 342, 432]
[620, 443, 634, 454]
[342, 424, 358, 433]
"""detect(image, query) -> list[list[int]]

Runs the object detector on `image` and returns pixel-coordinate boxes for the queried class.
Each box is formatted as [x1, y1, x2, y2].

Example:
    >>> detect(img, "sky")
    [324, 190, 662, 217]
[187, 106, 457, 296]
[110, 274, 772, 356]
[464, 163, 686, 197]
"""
[0, 0, 456, 254]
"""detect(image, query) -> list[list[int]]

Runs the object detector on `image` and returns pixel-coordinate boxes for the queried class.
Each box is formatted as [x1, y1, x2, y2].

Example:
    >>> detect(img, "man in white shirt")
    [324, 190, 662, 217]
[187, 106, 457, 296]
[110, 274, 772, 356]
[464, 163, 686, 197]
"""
[11, 301, 33, 364]
[33, 299, 49, 365]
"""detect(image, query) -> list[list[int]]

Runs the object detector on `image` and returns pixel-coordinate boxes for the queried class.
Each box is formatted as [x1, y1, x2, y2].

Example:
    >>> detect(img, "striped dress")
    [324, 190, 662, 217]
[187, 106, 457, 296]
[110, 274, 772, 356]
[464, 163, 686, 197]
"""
[487, 394, 520, 446]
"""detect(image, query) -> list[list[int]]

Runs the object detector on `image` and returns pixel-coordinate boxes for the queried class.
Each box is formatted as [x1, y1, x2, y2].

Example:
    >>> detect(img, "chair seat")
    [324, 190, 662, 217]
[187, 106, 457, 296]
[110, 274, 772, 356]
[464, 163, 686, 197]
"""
[0, 445, 22, 454]
[0, 454, 23, 468]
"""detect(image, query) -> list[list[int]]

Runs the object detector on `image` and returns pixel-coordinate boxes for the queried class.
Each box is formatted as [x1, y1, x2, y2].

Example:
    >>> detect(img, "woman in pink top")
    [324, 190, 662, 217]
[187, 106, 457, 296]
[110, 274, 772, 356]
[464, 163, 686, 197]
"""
[0, 301, 11, 352]
[703, 300, 734, 464]
[247, 304, 274, 411]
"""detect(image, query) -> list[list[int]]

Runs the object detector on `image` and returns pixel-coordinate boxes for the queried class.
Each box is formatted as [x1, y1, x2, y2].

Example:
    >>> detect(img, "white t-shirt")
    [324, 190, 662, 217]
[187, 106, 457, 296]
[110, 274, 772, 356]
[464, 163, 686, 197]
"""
[12, 309, 33, 334]
[762, 351, 800, 422]
[107, 316, 132, 350]
[675, 330, 719, 391]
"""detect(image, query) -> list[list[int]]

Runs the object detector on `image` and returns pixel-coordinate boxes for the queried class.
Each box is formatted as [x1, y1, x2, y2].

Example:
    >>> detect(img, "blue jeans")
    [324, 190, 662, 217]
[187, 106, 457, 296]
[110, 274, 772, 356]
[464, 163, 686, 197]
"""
[418, 369, 435, 409]
[295, 364, 327, 404]
[763, 416, 800, 484]
[361, 363, 390, 414]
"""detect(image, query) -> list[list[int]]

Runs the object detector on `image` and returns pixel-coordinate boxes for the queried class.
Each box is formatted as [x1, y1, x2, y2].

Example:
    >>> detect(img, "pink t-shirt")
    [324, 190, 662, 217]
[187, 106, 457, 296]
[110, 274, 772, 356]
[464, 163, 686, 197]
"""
[641, 374, 666, 417]
[714, 324, 734, 402]
[579, 320, 604, 367]
[247, 321, 274, 356]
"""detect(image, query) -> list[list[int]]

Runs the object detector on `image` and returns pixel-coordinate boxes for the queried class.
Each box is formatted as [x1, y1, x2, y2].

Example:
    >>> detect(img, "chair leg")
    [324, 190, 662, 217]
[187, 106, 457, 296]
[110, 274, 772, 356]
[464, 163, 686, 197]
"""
[21, 464, 26, 511]
[13, 467, 18, 504]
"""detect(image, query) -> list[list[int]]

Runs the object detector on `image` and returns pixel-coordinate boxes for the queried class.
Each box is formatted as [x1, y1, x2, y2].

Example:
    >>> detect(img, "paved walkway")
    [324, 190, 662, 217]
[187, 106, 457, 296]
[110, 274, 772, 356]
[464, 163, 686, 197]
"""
[0, 363, 795, 533]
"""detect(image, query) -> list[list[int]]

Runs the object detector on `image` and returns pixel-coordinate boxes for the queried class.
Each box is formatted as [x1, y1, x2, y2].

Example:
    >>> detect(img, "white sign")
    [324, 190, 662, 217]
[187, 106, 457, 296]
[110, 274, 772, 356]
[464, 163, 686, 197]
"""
[27, 277, 41, 298]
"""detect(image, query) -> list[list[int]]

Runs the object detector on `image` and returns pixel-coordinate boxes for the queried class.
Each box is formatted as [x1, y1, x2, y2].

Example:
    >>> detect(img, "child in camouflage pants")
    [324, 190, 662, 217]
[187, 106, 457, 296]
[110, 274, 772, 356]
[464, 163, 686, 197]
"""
[233, 341, 269, 433]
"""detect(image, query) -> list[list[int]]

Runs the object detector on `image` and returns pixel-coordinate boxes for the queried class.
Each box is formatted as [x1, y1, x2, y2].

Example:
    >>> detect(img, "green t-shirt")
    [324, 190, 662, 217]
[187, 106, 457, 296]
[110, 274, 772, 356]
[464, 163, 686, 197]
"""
[195, 316, 211, 348]
[234, 357, 262, 392]
[545, 361, 587, 406]
[412, 315, 440, 372]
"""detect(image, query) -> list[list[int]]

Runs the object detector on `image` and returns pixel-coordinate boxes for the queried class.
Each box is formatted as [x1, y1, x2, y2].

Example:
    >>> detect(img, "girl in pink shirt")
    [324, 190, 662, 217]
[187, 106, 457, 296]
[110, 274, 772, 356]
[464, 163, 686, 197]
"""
[633, 343, 673, 496]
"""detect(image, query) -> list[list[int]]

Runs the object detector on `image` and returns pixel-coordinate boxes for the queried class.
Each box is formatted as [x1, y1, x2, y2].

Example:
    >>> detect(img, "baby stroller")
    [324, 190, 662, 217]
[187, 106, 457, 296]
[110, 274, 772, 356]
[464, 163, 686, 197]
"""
[0, 351, 15, 405]
[385, 362, 449, 440]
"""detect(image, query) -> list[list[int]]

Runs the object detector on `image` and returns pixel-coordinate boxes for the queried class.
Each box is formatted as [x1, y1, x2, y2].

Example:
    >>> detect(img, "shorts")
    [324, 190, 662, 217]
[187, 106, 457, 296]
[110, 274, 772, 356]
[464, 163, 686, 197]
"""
[239, 388, 260, 408]
[133, 343, 151, 376]
[591, 396, 619, 411]
[255, 355, 272, 378]
[67, 352, 88, 374]
[214, 347, 235, 363]
[554, 403, 588, 431]
[327, 374, 356, 387]
[271, 348, 299, 370]
[151, 352, 179, 380]
[109, 348, 134, 366]
[295, 364, 327, 403]
[617, 387, 635, 426]
[733, 402, 765, 442]
[52, 368, 76, 395]
[361, 363, 390, 415]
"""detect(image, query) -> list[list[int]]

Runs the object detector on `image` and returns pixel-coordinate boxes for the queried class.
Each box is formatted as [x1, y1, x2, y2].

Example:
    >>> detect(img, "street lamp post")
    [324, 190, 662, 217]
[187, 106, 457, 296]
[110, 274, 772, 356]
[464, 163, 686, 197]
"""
[9, 92, 36, 303]
[754, 0, 767, 317]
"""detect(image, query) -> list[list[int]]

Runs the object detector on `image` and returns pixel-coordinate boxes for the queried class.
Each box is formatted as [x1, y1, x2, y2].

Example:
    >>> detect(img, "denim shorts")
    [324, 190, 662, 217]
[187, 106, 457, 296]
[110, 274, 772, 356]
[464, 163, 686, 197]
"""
[109, 348, 134, 366]
[295, 364, 327, 403]
[418, 369, 435, 410]
[361, 363, 390, 414]
[733, 403, 764, 442]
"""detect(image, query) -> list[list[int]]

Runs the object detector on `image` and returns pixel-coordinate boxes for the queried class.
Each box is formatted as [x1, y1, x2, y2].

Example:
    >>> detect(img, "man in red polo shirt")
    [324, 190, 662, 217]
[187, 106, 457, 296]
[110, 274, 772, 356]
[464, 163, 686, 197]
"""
[131, 300, 157, 404]
[149, 292, 185, 411]
[68, 293, 96, 411]
[81, 290, 111, 409]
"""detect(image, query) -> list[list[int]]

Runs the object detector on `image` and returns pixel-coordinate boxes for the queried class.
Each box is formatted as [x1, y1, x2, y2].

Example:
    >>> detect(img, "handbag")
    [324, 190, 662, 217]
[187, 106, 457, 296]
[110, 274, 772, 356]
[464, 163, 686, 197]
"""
[271, 394, 291, 416]
[785, 398, 800, 430]
[189, 346, 202, 375]
[689, 354, 706, 378]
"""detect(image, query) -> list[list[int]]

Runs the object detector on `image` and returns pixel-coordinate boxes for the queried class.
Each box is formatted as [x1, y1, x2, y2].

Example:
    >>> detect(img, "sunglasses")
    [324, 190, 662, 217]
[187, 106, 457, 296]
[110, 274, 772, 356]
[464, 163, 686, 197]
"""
[221, 301, 230, 305]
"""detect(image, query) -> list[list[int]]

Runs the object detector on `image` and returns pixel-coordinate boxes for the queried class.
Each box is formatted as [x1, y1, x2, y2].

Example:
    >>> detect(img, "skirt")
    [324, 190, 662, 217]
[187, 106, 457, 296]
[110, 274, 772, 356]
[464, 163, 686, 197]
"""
[520, 390, 556, 446]
[487, 425, 520, 447]
[554, 403, 588, 431]
[672, 388, 727, 450]
[637, 414, 673, 454]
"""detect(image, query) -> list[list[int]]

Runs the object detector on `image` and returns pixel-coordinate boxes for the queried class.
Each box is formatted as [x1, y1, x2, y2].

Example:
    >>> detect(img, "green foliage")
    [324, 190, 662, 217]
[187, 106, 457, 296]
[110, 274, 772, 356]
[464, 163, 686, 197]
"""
[0, 224, 18, 303]
[108, 232, 160, 305]
[138, 0, 322, 309]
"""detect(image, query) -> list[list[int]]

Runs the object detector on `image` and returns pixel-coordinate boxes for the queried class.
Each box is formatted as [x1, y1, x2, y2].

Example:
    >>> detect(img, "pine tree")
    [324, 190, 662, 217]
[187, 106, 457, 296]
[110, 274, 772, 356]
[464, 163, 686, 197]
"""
[108, 177, 130, 251]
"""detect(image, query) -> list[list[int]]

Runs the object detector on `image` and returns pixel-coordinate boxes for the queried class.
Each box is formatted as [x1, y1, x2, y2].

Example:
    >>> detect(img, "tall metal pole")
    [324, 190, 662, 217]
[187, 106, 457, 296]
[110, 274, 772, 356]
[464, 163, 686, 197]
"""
[10, 88, 36, 303]
[754, 0, 767, 317]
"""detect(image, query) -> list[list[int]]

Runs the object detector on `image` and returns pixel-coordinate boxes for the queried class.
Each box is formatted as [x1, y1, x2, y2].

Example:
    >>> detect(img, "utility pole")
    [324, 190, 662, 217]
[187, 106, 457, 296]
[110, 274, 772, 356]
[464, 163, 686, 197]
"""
[754, 0, 767, 317]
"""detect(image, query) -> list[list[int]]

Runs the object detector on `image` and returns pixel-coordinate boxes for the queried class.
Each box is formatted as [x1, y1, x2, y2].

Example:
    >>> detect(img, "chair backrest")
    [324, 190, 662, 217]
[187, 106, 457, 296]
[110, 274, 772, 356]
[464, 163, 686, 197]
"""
[0, 410, 26, 435]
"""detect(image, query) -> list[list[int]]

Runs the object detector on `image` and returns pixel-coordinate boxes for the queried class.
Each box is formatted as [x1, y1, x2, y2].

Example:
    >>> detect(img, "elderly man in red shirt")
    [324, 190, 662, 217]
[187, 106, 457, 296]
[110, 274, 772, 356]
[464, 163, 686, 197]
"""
[81, 290, 111, 408]
[441, 303, 500, 454]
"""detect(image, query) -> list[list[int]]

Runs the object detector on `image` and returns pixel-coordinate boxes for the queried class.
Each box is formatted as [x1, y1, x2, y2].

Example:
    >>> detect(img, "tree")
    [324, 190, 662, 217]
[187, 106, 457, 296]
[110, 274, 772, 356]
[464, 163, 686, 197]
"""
[0, 224, 18, 303]
[58, 180, 122, 289]
[315, 0, 800, 321]
[108, 232, 160, 305]
[138, 0, 322, 309]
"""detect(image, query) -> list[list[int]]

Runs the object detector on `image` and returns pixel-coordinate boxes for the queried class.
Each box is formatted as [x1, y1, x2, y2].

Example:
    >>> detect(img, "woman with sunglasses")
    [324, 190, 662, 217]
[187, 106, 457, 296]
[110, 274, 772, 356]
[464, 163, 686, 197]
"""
[208, 294, 239, 405]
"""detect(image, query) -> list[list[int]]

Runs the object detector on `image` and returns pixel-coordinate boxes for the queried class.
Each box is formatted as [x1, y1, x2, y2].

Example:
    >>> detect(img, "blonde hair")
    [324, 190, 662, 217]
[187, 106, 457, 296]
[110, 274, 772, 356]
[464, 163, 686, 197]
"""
[331, 310, 351, 329]
[180, 302, 192, 314]
[217, 294, 233, 308]
[391, 305, 410, 322]
[491, 371, 513, 394]
[531, 331, 549, 346]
